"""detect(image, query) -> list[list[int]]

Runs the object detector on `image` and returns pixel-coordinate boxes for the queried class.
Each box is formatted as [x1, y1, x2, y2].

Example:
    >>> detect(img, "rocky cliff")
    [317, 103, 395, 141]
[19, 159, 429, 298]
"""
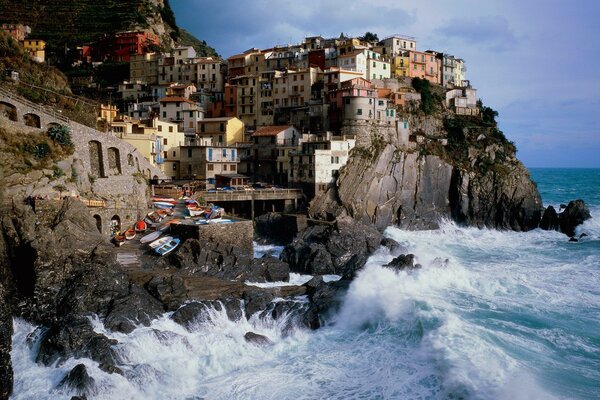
[311, 112, 542, 232]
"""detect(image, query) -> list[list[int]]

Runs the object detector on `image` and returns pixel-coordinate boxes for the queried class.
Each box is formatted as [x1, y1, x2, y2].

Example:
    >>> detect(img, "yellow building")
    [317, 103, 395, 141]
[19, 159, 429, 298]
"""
[197, 117, 244, 146]
[22, 39, 46, 63]
[110, 117, 185, 175]
[391, 54, 410, 78]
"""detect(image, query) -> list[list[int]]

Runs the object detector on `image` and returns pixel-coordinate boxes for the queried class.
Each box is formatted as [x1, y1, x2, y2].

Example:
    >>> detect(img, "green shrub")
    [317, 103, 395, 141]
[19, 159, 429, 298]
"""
[47, 125, 73, 147]
[33, 143, 51, 159]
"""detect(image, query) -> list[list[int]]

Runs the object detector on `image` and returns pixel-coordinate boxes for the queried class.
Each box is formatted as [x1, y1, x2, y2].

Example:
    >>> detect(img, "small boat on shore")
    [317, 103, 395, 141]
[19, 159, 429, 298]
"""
[139, 223, 172, 243]
[124, 228, 136, 240]
[155, 238, 181, 256]
[135, 220, 147, 232]
[113, 234, 126, 247]
[149, 235, 173, 249]
[153, 201, 176, 209]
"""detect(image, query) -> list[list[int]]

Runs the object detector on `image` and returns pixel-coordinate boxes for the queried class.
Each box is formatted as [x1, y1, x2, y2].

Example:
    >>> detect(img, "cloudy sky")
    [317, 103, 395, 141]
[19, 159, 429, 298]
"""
[172, 1, 600, 167]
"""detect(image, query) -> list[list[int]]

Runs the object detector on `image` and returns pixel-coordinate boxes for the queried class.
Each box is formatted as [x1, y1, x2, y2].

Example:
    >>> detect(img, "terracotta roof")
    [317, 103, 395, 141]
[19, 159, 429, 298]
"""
[253, 125, 294, 137]
[227, 53, 246, 60]
[158, 96, 196, 104]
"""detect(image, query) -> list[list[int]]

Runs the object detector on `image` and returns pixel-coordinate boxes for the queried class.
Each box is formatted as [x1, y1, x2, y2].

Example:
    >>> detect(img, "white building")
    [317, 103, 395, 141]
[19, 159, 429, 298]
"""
[289, 134, 356, 199]
[158, 96, 204, 135]
[379, 34, 417, 56]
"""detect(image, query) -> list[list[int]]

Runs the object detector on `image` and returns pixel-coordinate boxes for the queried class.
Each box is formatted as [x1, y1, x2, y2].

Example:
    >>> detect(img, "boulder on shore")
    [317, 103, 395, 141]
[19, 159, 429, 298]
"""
[281, 216, 382, 279]
[57, 364, 96, 396]
[244, 331, 273, 346]
[558, 200, 591, 237]
[540, 206, 559, 231]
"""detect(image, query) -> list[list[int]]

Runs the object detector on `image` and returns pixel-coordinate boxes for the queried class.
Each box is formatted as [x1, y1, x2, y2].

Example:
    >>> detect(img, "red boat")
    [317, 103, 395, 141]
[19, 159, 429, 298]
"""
[135, 220, 147, 232]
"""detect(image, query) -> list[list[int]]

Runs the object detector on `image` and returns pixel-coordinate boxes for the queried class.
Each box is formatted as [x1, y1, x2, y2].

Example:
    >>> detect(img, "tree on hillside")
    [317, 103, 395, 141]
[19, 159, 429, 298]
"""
[477, 99, 499, 126]
[360, 32, 379, 43]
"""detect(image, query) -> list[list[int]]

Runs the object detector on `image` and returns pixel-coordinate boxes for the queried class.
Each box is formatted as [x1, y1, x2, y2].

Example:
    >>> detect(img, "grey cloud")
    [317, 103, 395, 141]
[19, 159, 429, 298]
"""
[435, 16, 517, 52]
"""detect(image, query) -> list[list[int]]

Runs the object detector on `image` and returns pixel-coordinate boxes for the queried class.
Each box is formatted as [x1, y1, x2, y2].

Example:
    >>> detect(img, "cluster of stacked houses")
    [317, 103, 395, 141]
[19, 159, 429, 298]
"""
[1, 23, 480, 200]
[100, 33, 480, 199]
[1, 23, 46, 62]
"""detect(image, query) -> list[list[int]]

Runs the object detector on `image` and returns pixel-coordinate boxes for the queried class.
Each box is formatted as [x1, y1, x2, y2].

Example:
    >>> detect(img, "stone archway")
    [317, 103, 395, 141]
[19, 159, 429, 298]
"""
[23, 113, 41, 128]
[107, 147, 122, 175]
[135, 157, 140, 172]
[110, 215, 121, 236]
[88, 140, 106, 178]
[0, 101, 18, 122]
[93, 214, 102, 233]
[127, 153, 134, 167]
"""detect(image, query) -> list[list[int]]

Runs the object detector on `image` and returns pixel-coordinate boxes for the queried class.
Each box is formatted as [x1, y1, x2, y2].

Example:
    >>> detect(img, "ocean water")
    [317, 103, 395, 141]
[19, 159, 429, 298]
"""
[10, 169, 600, 399]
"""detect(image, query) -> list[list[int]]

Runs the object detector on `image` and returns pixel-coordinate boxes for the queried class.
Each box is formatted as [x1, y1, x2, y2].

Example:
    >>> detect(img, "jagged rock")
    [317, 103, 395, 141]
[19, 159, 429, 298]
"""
[244, 332, 273, 346]
[310, 124, 543, 232]
[380, 237, 402, 253]
[243, 289, 275, 318]
[171, 299, 243, 329]
[558, 200, 591, 237]
[70, 396, 87, 400]
[103, 287, 164, 333]
[300, 277, 351, 329]
[569, 237, 578, 242]
[146, 275, 187, 310]
[281, 216, 382, 279]
[0, 282, 12, 400]
[262, 256, 290, 282]
[57, 364, 95, 396]
[36, 316, 119, 369]
[540, 206, 559, 231]
[385, 254, 420, 271]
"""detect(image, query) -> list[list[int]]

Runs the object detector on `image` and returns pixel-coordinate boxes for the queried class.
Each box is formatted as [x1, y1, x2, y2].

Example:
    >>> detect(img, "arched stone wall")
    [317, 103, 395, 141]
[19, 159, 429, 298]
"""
[0, 101, 18, 122]
[107, 147, 122, 175]
[88, 140, 106, 178]
[93, 214, 102, 233]
[23, 113, 41, 128]
[127, 153, 134, 167]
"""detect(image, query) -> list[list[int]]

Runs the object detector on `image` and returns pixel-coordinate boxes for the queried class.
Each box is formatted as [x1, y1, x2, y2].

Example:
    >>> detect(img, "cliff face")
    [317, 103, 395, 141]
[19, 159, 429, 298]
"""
[311, 114, 542, 232]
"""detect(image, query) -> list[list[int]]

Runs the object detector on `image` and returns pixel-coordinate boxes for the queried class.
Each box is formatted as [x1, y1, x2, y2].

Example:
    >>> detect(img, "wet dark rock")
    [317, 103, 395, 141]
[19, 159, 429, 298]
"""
[380, 237, 402, 253]
[569, 237, 578, 242]
[281, 216, 382, 279]
[385, 254, 420, 271]
[57, 364, 95, 397]
[300, 278, 351, 330]
[259, 256, 290, 282]
[70, 396, 87, 400]
[171, 299, 243, 329]
[579, 233, 588, 238]
[243, 289, 275, 318]
[539, 206, 559, 231]
[168, 239, 290, 283]
[244, 331, 273, 346]
[36, 316, 119, 369]
[103, 287, 164, 334]
[558, 200, 591, 237]
[146, 275, 187, 310]
[0, 282, 12, 400]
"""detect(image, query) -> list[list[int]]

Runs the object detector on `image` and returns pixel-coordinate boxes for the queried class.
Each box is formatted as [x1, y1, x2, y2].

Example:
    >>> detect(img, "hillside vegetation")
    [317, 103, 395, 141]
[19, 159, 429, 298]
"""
[177, 28, 219, 57]
[0, 0, 180, 57]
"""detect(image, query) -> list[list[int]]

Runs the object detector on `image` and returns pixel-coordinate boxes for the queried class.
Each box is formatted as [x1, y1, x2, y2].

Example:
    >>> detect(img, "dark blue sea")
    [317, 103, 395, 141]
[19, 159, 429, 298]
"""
[10, 169, 600, 399]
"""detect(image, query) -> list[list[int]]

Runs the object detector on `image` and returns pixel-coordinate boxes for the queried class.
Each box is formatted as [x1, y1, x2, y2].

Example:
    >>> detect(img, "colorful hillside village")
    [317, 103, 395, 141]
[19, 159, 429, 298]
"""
[1, 25, 480, 201]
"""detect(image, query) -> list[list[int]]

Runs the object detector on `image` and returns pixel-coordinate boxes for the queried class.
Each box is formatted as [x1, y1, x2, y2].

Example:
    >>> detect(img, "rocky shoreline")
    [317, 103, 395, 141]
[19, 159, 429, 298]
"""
[0, 195, 592, 399]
